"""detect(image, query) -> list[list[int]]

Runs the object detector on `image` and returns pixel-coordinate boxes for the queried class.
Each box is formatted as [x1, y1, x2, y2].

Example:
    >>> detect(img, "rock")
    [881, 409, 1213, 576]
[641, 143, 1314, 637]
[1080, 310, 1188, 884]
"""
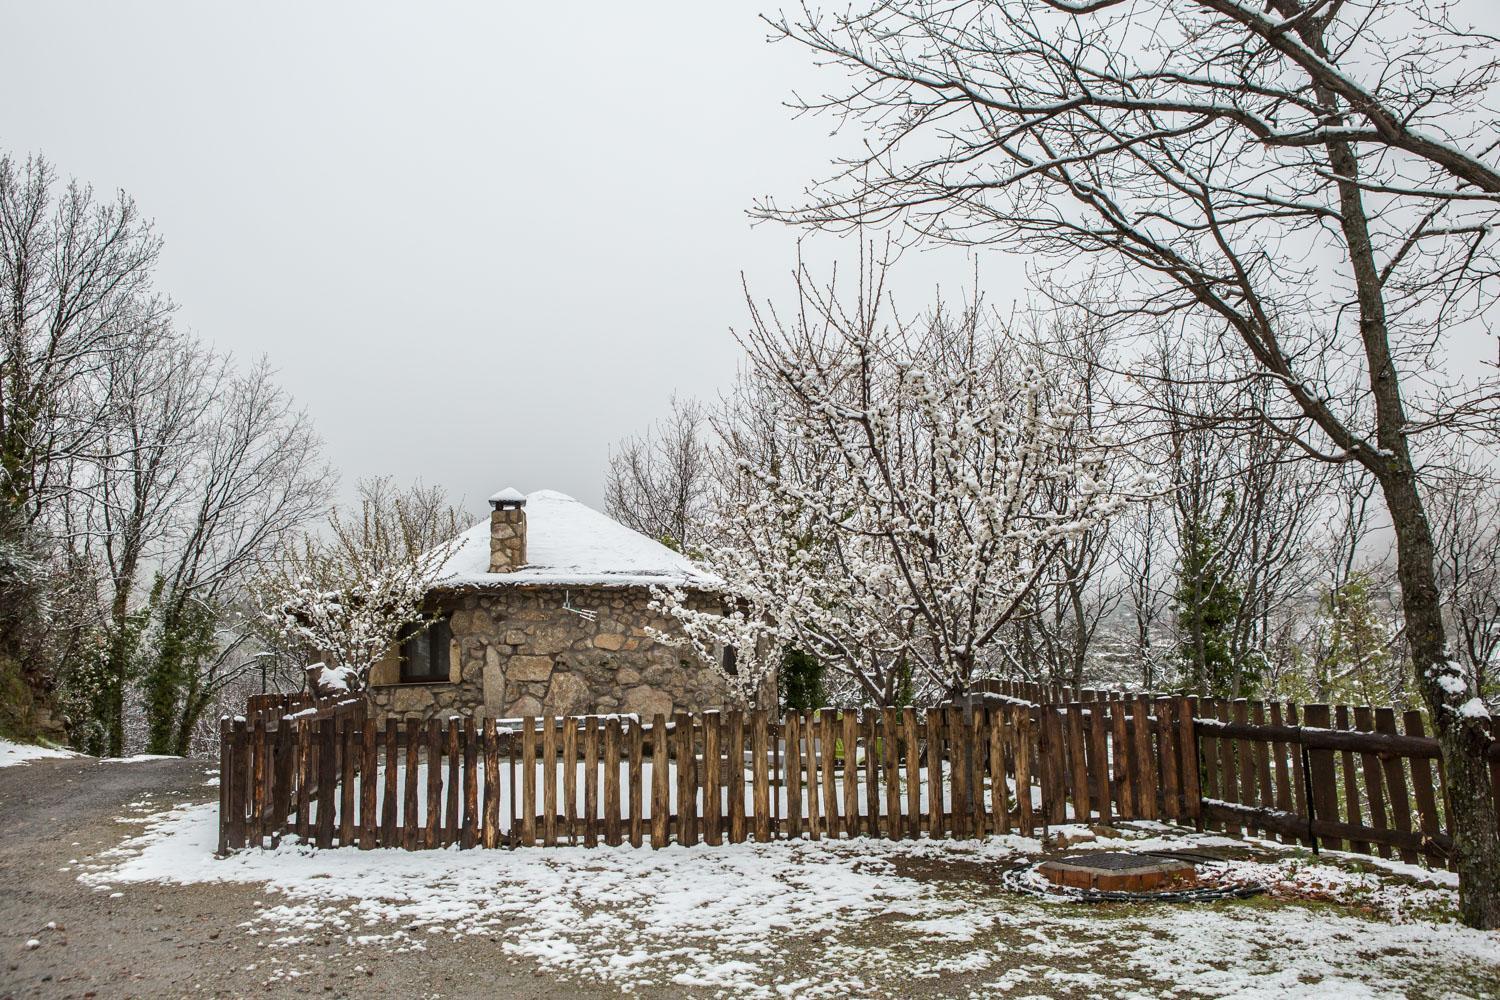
[593, 633, 626, 651]
[621, 685, 674, 720]
[616, 667, 642, 686]
[507, 655, 554, 683]
[542, 671, 590, 717]
[504, 630, 526, 646]
[506, 695, 542, 717]
[482, 657, 506, 712]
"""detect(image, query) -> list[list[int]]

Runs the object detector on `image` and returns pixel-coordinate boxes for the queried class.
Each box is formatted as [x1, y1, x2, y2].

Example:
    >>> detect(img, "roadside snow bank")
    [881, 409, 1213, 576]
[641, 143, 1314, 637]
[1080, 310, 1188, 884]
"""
[0, 738, 77, 767]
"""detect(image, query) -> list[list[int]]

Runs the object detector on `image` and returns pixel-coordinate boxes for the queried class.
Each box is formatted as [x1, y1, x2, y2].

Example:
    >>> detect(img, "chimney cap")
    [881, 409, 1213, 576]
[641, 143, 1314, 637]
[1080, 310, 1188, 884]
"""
[488, 487, 527, 510]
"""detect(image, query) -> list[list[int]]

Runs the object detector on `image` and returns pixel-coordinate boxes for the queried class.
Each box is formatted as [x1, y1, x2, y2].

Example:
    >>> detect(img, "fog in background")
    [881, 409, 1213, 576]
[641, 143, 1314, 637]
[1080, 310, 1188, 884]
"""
[1, 1, 1003, 515]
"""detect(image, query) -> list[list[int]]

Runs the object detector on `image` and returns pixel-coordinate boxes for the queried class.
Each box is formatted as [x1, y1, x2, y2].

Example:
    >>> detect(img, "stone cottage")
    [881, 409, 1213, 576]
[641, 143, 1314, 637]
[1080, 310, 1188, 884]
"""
[367, 488, 746, 722]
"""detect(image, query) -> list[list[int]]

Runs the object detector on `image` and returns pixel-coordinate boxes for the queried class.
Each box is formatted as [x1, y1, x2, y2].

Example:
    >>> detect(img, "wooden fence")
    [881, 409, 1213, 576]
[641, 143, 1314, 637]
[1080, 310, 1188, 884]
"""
[218, 693, 1498, 866]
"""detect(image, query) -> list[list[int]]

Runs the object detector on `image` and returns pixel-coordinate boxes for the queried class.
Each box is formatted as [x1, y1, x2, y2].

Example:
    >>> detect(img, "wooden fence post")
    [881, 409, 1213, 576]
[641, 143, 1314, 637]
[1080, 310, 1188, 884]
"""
[1177, 696, 1201, 827]
[652, 714, 670, 847]
[728, 710, 747, 844]
[752, 711, 771, 843]
[629, 718, 645, 849]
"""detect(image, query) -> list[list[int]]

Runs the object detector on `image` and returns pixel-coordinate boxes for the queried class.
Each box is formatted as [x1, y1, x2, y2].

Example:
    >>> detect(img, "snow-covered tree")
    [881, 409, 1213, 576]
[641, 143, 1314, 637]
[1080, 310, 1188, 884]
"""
[656, 251, 1146, 705]
[253, 478, 463, 696]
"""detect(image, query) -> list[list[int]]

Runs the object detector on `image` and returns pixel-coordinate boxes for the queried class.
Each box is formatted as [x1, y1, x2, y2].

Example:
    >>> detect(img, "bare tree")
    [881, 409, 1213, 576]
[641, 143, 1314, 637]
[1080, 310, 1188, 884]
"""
[605, 395, 712, 552]
[764, 0, 1500, 925]
[0, 152, 167, 718]
[141, 357, 330, 754]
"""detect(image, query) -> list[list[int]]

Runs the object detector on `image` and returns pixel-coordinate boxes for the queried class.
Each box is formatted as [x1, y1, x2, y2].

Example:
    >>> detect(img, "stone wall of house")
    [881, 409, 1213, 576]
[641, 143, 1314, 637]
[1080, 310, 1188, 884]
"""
[368, 585, 754, 722]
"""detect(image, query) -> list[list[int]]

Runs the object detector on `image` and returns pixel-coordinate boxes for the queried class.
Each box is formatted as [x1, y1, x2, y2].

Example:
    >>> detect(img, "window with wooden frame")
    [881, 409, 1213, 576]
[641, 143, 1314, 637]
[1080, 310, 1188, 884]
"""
[398, 615, 452, 683]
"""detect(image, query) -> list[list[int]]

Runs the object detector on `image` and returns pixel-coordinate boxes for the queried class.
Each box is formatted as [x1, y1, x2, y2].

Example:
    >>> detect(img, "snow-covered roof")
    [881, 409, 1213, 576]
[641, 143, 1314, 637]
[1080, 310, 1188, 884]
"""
[434, 489, 719, 590]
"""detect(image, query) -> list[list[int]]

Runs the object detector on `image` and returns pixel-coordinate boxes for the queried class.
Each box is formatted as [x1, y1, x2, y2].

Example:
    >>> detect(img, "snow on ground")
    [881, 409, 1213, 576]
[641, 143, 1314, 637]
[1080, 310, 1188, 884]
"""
[0, 738, 77, 767]
[81, 803, 1500, 999]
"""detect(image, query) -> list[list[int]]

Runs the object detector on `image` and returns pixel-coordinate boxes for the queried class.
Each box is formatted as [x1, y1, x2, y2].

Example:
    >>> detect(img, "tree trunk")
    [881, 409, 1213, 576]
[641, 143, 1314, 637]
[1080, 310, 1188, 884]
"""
[1383, 468, 1500, 928]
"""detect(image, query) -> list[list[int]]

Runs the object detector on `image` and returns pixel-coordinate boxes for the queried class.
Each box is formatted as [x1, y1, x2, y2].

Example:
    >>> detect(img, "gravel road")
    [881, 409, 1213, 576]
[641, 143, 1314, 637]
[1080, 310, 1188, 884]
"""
[0, 754, 605, 999]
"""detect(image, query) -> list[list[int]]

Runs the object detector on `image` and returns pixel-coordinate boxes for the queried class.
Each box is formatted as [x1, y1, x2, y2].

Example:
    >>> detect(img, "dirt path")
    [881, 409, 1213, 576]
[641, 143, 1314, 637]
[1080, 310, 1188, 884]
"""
[0, 755, 605, 999]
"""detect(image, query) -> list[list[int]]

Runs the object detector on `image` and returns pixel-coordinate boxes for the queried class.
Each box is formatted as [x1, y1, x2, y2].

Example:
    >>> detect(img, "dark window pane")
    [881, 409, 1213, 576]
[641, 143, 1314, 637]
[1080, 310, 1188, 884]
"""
[399, 616, 450, 682]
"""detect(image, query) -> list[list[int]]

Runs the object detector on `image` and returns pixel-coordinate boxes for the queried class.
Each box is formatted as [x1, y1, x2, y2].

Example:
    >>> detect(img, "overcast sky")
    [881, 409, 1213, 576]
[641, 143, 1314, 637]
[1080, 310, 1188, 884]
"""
[1, 1, 999, 515]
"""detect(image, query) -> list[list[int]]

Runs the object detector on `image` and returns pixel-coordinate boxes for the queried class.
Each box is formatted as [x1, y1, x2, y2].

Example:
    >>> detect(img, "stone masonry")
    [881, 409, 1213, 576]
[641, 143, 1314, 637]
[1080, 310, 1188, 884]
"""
[368, 585, 746, 722]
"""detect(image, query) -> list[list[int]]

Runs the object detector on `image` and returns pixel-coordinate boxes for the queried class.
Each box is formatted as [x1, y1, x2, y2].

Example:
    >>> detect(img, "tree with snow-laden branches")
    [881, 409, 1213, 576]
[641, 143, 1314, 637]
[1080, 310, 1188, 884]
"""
[654, 250, 1147, 705]
[252, 478, 463, 697]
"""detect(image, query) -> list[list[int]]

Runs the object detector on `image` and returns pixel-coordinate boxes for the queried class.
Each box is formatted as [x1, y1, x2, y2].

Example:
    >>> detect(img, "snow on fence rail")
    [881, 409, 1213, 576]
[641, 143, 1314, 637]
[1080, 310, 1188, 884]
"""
[216, 693, 1499, 864]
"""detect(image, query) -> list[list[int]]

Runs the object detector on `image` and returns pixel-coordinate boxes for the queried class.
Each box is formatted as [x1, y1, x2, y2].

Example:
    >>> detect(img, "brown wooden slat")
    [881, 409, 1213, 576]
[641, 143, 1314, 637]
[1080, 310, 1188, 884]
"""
[1335, 706, 1369, 854]
[444, 720, 460, 848]
[1267, 702, 1294, 844]
[403, 718, 420, 850]
[318, 719, 337, 849]
[360, 722, 378, 850]
[1015, 706, 1035, 836]
[483, 720, 499, 849]
[926, 709, 944, 838]
[1134, 698, 1159, 820]
[1285, 703, 1310, 846]
[230, 718, 249, 849]
[1065, 704, 1090, 824]
[1048, 706, 1069, 826]
[1302, 705, 1339, 850]
[563, 717, 578, 845]
[1232, 701, 1255, 834]
[703, 712, 722, 846]
[880, 708, 899, 841]
[250, 717, 266, 848]
[989, 708, 1010, 835]
[729, 710, 747, 844]
[521, 717, 537, 847]
[676, 713, 697, 845]
[584, 716, 600, 848]
[1215, 701, 1238, 832]
[543, 717, 558, 847]
[752, 711, 771, 843]
[652, 713, 671, 847]
[217, 719, 233, 854]
[1352, 706, 1392, 859]
[821, 708, 841, 840]
[424, 719, 443, 850]
[785, 711, 803, 840]
[461, 719, 477, 849]
[1197, 699, 1220, 830]
[629, 718, 645, 848]
[1111, 704, 1133, 822]
[847, 711, 863, 836]
[1177, 697, 1201, 825]
[1251, 702, 1275, 837]
[1157, 698, 1180, 822]
[805, 712, 821, 841]
[1402, 711, 1444, 862]
[971, 708, 990, 839]
[604, 717, 623, 847]
[904, 708, 921, 840]
[863, 711, 880, 837]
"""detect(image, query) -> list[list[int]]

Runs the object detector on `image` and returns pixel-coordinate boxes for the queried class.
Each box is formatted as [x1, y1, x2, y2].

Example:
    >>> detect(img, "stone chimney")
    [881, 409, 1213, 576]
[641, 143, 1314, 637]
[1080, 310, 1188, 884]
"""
[487, 487, 527, 573]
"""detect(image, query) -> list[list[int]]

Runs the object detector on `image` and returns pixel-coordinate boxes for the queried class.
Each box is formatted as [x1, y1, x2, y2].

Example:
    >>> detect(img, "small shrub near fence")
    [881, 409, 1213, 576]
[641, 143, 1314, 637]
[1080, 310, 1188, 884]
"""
[219, 689, 1499, 867]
